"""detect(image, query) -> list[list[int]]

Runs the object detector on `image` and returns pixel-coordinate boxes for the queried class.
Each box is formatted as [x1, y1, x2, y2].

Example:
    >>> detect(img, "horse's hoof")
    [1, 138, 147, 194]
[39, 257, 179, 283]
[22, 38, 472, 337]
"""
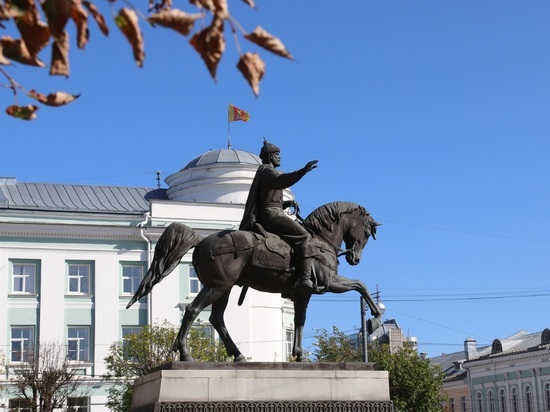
[234, 354, 247, 363]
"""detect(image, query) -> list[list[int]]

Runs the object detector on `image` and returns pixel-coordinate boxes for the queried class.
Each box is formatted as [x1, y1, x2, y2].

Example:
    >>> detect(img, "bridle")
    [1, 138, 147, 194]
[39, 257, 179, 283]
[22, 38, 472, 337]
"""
[297, 212, 357, 258]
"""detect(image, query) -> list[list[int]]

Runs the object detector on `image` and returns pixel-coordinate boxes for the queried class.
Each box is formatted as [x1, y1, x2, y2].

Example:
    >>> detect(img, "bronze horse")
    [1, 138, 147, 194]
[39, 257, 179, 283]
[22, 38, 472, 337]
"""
[127, 201, 382, 362]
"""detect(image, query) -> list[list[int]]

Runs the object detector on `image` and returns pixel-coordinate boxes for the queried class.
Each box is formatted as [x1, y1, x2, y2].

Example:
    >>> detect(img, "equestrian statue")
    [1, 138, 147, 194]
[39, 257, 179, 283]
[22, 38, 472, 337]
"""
[127, 140, 383, 362]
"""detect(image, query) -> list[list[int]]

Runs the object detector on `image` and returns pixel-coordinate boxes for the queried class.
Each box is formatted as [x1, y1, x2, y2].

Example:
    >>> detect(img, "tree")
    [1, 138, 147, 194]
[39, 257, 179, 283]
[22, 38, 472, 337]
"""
[312, 326, 446, 412]
[312, 327, 362, 362]
[5, 341, 90, 412]
[104, 321, 229, 412]
[0, 0, 293, 119]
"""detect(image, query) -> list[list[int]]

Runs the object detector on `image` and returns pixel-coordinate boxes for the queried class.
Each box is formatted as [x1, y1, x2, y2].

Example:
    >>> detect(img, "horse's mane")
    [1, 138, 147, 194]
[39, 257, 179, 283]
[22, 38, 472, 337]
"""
[303, 201, 369, 234]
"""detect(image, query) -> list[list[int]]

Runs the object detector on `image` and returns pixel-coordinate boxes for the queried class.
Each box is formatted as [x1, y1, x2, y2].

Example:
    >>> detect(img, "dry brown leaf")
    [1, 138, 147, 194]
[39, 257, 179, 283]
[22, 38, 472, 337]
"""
[148, 9, 201, 36]
[83, 1, 109, 36]
[16, 19, 50, 57]
[115, 8, 145, 67]
[190, 0, 227, 19]
[237, 52, 265, 97]
[50, 30, 70, 76]
[28, 89, 81, 106]
[189, 16, 225, 80]
[0, 36, 46, 66]
[241, 0, 256, 8]
[6, 104, 39, 120]
[244, 26, 293, 60]
[0, 42, 11, 65]
[149, 0, 172, 12]
[42, 0, 72, 39]
[70, 0, 89, 49]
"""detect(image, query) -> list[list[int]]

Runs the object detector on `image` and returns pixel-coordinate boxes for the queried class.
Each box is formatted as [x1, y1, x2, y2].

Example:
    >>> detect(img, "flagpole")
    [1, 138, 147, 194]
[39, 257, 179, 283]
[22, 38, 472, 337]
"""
[227, 102, 231, 149]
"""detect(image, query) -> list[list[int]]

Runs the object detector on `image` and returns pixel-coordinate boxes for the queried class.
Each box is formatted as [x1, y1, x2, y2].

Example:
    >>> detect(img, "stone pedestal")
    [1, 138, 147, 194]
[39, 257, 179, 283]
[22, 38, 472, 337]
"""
[130, 362, 393, 412]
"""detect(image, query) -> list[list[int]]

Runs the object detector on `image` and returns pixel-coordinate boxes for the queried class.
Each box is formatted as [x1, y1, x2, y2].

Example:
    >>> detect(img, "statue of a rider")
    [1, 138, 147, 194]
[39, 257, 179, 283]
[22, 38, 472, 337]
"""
[240, 139, 319, 292]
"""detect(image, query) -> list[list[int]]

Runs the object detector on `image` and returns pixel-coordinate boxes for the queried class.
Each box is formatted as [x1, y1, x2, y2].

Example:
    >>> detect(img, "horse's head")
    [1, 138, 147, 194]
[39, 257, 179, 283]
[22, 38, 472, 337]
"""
[303, 202, 381, 266]
[342, 207, 381, 266]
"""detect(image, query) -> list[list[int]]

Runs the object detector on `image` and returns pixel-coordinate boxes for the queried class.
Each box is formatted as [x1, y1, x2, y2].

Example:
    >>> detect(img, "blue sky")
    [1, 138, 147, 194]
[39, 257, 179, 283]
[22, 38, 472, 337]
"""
[2, 1, 550, 358]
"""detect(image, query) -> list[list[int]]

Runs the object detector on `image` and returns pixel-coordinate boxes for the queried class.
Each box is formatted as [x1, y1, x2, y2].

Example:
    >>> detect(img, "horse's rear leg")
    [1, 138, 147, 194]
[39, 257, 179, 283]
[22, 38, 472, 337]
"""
[174, 286, 227, 361]
[210, 290, 245, 362]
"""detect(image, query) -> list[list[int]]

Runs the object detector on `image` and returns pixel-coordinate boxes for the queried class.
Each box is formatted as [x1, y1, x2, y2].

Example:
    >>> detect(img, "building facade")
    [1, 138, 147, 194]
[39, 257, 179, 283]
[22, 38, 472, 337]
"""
[0, 148, 297, 412]
[432, 329, 550, 412]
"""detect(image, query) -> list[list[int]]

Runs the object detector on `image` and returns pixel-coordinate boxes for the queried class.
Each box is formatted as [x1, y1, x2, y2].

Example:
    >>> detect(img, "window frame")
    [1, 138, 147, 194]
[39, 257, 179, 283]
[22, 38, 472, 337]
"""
[121, 263, 144, 296]
[476, 391, 483, 412]
[10, 326, 35, 363]
[67, 262, 92, 295]
[524, 384, 533, 412]
[498, 388, 506, 412]
[511, 386, 519, 412]
[545, 382, 550, 411]
[67, 326, 90, 362]
[9, 398, 32, 412]
[487, 390, 495, 412]
[67, 397, 90, 412]
[11, 261, 37, 295]
[189, 266, 203, 296]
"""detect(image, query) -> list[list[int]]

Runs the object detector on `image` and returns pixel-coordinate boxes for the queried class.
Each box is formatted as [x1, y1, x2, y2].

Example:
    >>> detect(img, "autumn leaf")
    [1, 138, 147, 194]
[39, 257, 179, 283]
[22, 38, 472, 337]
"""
[83, 1, 109, 36]
[6, 104, 39, 120]
[41, 0, 72, 39]
[189, 16, 225, 80]
[115, 8, 145, 67]
[0, 43, 11, 65]
[71, 0, 89, 49]
[190, 0, 228, 19]
[0, 36, 46, 66]
[237, 52, 265, 97]
[148, 9, 202, 36]
[12, 0, 51, 57]
[50, 30, 70, 76]
[28, 89, 80, 106]
[241, 0, 256, 9]
[244, 26, 293, 60]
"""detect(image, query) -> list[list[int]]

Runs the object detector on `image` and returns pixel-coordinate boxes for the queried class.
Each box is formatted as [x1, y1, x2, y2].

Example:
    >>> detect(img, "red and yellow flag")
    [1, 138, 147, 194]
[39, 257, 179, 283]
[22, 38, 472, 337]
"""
[228, 104, 250, 122]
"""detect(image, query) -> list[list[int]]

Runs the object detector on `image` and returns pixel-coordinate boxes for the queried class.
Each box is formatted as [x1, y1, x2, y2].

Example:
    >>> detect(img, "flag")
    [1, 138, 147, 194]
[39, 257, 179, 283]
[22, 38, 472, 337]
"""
[228, 104, 250, 122]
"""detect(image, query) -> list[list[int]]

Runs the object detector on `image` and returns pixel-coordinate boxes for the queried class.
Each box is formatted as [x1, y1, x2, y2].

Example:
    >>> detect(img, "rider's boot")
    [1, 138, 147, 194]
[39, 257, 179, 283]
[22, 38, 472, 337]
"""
[296, 257, 314, 292]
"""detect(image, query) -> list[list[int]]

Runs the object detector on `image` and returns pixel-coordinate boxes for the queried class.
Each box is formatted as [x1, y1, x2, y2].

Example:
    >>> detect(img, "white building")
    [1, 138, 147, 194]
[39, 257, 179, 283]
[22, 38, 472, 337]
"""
[0, 148, 296, 412]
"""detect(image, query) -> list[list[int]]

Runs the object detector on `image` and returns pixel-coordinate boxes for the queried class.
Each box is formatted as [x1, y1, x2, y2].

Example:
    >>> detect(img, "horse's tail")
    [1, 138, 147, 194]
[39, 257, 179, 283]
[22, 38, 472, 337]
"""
[126, 222, 201, 308]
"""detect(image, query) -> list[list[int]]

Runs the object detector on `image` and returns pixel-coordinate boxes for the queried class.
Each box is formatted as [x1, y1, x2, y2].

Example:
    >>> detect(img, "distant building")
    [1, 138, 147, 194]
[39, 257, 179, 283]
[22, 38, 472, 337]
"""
[0, 148, 297, 412]
[431, 329, 550, 412]
[350, 318, 418, 355]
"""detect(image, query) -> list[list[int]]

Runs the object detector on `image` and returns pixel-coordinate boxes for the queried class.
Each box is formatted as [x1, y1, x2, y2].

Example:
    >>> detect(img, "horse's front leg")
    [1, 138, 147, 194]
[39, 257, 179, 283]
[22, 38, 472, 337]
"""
[292, 294, 312, 362]
[326, 274, 383, 328]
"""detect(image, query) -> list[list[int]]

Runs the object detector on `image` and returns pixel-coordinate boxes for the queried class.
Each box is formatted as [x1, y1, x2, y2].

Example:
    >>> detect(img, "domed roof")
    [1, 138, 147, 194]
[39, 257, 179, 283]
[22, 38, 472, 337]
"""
[181, 148, 261, 171]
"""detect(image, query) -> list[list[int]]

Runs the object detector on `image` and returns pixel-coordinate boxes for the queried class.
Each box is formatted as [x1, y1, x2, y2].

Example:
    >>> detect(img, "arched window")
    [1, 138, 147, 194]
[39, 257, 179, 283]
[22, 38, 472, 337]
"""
[511, 387, 519, 412]
[524, 385, 533, 412]
[542, 328, 550, 345]
[476, 391, 484, 412]
[545, 382, 550, 411]
[491, 339, 503, 354]
[487, 390, 495, 412]
[498, 388, 506, 412]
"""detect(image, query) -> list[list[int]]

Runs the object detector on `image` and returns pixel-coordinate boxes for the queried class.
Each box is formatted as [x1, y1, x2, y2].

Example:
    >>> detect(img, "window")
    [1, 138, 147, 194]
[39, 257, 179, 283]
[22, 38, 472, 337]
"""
[9, 398, 32, 412]
[67, 327, 90, 362]
[122, 264, 143, 295]
[449, 398, 455, 412]
[12, 262, 36, 294]
[189, 267, 202, 295]
[524, 385, 533, 412]
[499, 388, 506, 412]
[67, 397, 89, 412]
[285, 329, 294, 361]
[476, 391, 483, 412]
[68, 264, 90, 295]
[511, 387, 519, 412]
[487, 390, 495, 412]
[461, 396, 467, 412]
[545, 382, 550, 411]
[11, 327, 35, 362]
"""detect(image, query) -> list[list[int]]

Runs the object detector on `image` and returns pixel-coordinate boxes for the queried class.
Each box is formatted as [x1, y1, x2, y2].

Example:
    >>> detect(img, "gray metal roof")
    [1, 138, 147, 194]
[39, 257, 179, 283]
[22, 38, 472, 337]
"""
[181, 148, 261, 171]
[0, 178, 167, 214]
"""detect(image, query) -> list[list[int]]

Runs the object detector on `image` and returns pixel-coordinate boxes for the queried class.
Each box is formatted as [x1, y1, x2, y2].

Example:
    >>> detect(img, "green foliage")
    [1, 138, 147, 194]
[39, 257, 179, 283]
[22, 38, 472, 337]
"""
[104, 321, 229, 412]
[312, 326, 445, 412]
[369, 343, 446, 412]
[312, 327, 363, 362]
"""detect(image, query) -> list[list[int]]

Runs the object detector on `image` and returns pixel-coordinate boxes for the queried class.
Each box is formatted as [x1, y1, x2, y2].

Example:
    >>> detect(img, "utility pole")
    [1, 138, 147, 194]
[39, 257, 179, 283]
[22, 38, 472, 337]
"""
[360, 297, 368, 362]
